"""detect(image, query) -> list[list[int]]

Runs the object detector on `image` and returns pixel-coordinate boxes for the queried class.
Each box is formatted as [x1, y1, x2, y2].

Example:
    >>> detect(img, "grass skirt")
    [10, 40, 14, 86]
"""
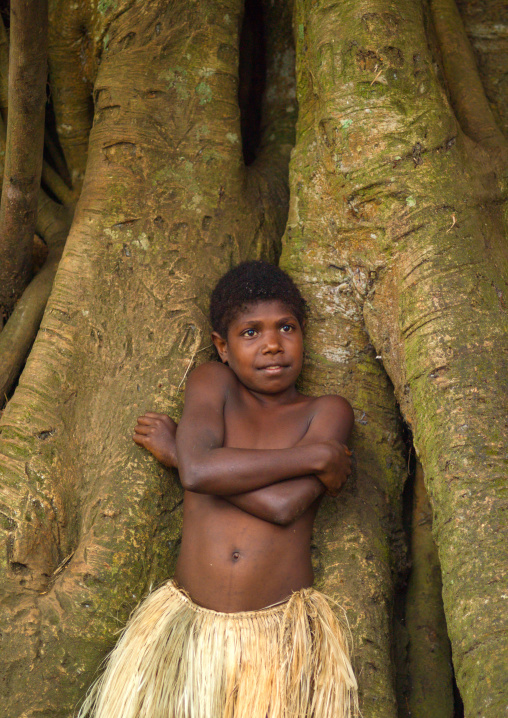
[78, 579, 358, 718]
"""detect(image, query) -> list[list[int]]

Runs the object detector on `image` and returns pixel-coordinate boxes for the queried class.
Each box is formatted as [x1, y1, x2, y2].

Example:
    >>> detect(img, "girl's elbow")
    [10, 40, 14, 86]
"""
[180, 474, 197, 492]
[179, 463, 207, 492]
[270, 500, 297, 526]
[273, 497, 311, 525]
[272, 512, 295, 526]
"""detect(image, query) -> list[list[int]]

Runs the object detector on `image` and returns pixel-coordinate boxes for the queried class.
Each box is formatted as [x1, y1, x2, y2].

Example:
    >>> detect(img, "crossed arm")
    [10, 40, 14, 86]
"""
[223, 477, 326, 526]
[133, 363, 354, 525]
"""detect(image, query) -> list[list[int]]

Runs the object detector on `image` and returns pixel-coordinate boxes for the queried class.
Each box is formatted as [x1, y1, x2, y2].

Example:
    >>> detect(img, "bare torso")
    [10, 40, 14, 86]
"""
[174, 382, 320, 612]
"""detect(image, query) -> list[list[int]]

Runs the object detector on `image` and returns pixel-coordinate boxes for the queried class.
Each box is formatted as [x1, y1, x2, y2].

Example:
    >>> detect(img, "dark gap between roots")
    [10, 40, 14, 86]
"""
[238, 0, 266, 166]
[393, 422, 415, 718]
[395, 424, 464, 718]
[0, 1, 9, 30]
[43, 85, 73, 191]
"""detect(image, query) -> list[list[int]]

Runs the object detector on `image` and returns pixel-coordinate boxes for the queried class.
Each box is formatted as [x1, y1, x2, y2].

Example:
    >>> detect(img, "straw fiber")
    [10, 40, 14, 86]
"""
[78, 580, 358, 718]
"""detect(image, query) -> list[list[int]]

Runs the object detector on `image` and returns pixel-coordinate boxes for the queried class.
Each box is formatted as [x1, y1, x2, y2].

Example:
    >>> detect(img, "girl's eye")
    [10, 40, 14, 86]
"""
[243, 329, 257, 337]
[281, 324, 294, 333]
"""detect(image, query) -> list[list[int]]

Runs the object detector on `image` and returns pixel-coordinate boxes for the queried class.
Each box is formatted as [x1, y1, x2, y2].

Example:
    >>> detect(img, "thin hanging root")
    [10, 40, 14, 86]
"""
[446, 214, 456, 233]
[177, 343, 213, 390]
[370, 69, 386, 86]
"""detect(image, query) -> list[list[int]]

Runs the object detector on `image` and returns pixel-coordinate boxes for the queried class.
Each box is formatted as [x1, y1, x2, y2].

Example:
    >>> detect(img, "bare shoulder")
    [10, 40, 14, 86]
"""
[181, 362, 238, 425]
[186, 361, 236, 390]
[312, 394, 354, 418]
[305, 394, 355, 443]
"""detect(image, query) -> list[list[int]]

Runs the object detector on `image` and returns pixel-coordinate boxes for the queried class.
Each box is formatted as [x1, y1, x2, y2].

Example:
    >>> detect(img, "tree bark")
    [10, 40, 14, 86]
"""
[0, 0, 506, 715]
[280, 1, 507, 715]
[280, 5, 411, 714]
[0, 0, 48, 318]
[0, 1, 295, 714]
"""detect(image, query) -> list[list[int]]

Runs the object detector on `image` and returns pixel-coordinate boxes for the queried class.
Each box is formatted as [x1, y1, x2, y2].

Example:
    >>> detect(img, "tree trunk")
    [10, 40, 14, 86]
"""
[0, 0, 506, 716]
[0, 0, 295, 714]
[279, 1, 507, 716]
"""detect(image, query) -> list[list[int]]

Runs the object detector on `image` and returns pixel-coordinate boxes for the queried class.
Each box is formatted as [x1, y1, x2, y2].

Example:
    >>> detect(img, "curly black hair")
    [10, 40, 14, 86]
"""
[210, 260, 308, 338]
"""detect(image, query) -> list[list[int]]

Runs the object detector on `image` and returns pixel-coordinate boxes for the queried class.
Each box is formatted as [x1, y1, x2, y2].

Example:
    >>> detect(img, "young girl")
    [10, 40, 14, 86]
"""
[80, 260, 358, 718]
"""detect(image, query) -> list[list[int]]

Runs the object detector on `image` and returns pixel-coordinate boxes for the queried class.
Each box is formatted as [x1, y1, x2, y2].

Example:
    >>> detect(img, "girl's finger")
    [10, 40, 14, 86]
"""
[136, 416, 157, 425]
[133, 425, 151, 435]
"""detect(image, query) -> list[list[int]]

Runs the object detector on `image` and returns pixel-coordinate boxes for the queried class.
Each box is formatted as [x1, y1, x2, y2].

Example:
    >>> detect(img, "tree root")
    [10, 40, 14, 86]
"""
[431, 0, 508, 152]
[0, 0, 48, 318]
[0, 193, 70, 406]
[47, 0, 98, 190]
[41, 160, 76, 206]
[0, 245, 64, 405]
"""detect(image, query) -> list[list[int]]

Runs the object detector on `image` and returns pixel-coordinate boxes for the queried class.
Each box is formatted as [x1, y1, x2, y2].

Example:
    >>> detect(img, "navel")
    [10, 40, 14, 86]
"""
[232, 551, 240, 561]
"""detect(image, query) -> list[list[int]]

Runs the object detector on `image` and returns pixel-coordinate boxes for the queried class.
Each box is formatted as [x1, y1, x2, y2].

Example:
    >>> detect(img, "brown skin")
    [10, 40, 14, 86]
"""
[133, 300, 353, 612]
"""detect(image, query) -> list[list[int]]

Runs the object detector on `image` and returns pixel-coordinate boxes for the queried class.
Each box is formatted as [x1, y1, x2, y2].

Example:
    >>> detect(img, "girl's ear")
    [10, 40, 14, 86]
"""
[211, 331, 228, 364]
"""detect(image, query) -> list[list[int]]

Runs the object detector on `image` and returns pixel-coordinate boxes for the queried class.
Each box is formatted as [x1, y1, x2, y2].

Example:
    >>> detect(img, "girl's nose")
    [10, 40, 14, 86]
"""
[262, 330, 283, 353]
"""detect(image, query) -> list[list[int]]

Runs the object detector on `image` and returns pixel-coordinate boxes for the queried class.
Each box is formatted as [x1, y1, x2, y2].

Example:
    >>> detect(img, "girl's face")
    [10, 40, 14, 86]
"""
[212, 300, 304, 396]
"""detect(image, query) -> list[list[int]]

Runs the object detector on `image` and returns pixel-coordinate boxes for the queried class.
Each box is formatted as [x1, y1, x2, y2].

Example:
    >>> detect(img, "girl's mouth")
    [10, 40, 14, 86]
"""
[260, 365, 286, 373]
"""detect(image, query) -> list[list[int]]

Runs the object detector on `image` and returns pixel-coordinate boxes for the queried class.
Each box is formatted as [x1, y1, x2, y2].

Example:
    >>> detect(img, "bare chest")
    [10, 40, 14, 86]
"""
[223, 395, 313, 450]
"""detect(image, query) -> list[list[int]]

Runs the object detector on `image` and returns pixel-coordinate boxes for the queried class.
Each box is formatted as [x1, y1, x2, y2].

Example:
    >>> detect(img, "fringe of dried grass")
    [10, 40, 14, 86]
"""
[77, 580, 358, 718]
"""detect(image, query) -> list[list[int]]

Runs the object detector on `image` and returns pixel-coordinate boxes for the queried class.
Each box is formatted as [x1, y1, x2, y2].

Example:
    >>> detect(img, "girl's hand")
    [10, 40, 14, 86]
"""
[133, 412, 178, 468]
[316, 440, 352, 496]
